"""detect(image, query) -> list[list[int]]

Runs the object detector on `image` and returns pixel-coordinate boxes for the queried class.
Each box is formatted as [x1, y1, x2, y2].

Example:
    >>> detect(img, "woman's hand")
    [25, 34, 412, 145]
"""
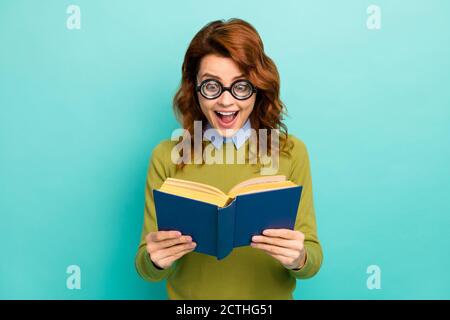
[145, 230, 197, 270]
[251, 229, 306, 270]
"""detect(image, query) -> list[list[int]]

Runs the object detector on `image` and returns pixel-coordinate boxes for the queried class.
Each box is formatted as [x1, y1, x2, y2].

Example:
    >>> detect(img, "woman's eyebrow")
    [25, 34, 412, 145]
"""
[201, 73, 245, 81]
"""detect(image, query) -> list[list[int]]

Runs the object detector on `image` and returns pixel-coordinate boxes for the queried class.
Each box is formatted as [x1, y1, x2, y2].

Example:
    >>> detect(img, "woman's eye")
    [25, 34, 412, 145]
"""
[205, 83, 219, 91]
[235, 83, 250, 93]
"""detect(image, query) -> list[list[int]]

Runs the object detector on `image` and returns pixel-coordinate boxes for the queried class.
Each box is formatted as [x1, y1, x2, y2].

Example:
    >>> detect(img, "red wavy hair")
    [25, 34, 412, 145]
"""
[173, 18, 293, 170]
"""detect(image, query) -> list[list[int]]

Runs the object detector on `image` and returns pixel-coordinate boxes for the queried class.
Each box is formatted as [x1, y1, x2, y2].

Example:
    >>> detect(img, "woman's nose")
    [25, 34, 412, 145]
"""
[216, 89, 235, 106]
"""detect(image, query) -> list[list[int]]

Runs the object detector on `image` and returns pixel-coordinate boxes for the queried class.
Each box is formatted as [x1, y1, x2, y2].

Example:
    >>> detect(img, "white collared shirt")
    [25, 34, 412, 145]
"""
[204, 119, 252, 150]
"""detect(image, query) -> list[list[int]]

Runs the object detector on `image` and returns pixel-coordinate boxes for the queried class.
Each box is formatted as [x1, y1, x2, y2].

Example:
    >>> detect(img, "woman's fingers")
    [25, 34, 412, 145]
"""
[151, 235, 192, 251]
[250, 242, 298, 258]
[251, 235, 303, 251]
[145, 231, 196, 269]
[262, 229, 305, 240]
[154, 241, 197, 261]
[159, 247, 196, 267]
[146, 230, 181, 243]
[146, 230, 192, 252]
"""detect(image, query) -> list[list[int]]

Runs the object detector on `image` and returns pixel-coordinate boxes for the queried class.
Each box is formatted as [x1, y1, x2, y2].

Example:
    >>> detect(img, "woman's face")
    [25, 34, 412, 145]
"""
[196, 54, 256, 137]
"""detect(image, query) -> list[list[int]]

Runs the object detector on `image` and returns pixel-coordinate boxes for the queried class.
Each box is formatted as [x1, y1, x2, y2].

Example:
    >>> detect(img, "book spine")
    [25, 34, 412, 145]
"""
[216, 199, 236, 260]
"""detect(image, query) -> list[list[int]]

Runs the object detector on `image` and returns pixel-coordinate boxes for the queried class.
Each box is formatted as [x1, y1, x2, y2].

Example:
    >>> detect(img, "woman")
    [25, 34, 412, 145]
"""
[135, 18, 323, 299]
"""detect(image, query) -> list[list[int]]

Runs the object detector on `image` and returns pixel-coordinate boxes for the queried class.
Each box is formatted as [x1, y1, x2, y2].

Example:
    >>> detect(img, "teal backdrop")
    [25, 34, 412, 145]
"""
[1, 0, 449, 299]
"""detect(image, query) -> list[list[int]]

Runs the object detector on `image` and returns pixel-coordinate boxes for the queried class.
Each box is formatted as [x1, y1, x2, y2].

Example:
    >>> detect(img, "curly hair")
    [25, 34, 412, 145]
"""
[173, 18, 293, 171]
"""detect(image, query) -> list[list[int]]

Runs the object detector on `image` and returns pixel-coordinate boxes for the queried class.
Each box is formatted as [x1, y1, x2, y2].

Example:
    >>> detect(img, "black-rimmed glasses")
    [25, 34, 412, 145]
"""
[196, 79, 257, 100]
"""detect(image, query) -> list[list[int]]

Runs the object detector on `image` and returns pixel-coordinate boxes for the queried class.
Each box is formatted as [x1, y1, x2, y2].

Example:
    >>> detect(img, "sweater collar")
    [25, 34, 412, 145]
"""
[204, 118, 252, 150]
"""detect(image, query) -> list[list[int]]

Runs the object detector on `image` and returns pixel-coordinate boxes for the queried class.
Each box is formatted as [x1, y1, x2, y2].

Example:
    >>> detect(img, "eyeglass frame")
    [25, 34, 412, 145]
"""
[195, 78, 258, 100]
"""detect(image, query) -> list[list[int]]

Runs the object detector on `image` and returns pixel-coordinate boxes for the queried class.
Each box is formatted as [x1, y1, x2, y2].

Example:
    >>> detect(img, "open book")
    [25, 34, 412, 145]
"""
[153, 175, 303, 260]
[158, 175, 297, 207]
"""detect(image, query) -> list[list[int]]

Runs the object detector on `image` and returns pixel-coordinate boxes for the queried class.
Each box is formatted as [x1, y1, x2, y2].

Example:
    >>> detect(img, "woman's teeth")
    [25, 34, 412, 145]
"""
[214, 111, 238, 124]
[217, 111, 237, 116]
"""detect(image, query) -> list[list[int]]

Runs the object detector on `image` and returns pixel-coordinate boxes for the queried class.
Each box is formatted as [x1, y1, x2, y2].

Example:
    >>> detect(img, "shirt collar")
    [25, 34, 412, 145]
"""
[204, 118, 252, 150]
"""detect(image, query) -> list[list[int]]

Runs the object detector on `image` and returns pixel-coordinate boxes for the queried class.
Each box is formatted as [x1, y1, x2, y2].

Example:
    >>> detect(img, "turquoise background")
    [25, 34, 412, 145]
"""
[1, 0, 449, 299]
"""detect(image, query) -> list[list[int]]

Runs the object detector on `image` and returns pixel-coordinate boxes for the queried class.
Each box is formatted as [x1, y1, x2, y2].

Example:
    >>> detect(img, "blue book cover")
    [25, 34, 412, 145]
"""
[154, 185, 302, 260]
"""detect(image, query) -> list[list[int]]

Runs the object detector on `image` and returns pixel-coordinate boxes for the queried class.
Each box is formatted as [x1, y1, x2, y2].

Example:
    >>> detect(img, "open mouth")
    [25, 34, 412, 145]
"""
[214, 110, 239, 128]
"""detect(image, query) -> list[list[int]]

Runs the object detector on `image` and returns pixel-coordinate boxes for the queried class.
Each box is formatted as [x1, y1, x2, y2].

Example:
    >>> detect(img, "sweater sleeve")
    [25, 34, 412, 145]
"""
[135, 141, 177, 282]
[287, 136, 323, 279]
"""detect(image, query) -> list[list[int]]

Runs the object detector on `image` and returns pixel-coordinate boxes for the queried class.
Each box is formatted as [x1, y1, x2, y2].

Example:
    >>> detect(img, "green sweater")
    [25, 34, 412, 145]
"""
[135, 134, 323, 299]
